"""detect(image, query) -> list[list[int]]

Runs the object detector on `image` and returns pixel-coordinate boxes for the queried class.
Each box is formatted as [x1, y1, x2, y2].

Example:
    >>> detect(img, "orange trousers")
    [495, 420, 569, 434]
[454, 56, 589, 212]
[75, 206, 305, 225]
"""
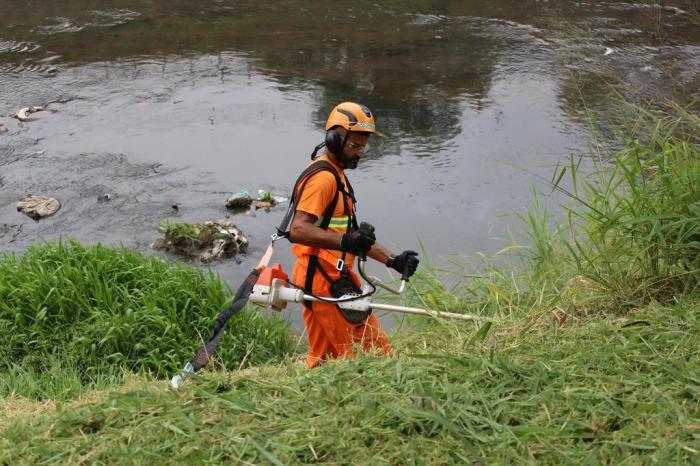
[292, 255, 392, 368]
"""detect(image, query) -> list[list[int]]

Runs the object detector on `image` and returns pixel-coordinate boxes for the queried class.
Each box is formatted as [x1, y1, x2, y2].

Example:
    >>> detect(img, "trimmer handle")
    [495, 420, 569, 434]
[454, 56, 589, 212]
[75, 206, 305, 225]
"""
[401, 265, 412, 282]
[358, 259, 406, 295]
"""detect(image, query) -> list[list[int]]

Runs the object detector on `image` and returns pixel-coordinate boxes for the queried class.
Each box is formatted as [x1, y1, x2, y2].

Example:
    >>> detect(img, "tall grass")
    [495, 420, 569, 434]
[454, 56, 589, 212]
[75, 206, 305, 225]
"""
[0, 241, 296, 400]
[405, 104, 700, 322]
[551, 104, 700, 306]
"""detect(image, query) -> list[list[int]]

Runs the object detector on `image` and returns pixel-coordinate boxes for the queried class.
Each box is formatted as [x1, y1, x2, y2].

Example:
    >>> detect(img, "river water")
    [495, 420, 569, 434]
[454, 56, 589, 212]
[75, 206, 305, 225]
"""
[1, 1, 698, 325]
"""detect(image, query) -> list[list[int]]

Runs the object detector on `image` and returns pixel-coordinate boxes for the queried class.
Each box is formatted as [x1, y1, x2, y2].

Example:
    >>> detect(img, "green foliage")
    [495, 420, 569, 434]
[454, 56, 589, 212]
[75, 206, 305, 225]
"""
[551, 104, 700, 305]
[159, 221, 206, 249]
[0, 241, 295, 400]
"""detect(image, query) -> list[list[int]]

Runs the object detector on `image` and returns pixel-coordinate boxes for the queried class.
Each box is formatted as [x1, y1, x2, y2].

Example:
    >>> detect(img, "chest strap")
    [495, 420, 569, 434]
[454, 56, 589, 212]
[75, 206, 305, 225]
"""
[276, 159, 358, 309]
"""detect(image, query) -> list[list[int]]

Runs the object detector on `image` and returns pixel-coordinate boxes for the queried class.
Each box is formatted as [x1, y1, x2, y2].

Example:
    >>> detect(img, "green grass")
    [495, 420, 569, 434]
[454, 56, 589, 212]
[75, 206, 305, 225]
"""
[1, 105, 699, 463]
[1, 299, 698, 464]
[0, 241, 296, 400]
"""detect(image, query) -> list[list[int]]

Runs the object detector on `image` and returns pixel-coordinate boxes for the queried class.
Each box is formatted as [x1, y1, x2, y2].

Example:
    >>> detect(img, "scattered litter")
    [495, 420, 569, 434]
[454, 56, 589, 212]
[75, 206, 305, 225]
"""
[14, 106, 44, 122]
[434, 35, 443, 40]
[151, 220, 248, 262]
[34, 150, 45, 155]
[227, 189, 287, 211]
[583, 57, 593, 63]
[255, 189, 278, 210]
[641, 65, 653, 72]
[226, 190, 253, 209]
[171, 203, 180, 211]
[98, 193, 112, 202]
[603, 47, 614, 56]
[16, 195, 61, 220]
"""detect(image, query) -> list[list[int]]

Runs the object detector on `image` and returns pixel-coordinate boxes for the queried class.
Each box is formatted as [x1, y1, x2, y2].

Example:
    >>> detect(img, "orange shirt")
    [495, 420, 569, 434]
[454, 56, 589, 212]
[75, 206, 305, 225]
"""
[290, 154, 356, 269]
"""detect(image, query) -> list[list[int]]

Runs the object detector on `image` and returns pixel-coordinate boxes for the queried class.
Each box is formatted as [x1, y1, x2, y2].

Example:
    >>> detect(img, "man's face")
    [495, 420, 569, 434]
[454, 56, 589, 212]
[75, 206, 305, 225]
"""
[342, 131, 370, 169]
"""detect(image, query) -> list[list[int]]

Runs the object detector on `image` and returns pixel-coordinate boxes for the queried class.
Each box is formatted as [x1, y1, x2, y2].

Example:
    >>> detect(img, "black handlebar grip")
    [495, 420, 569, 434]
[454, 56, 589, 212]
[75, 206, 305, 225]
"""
[401, 264, 411, 282]
[358, 222, 375, 261]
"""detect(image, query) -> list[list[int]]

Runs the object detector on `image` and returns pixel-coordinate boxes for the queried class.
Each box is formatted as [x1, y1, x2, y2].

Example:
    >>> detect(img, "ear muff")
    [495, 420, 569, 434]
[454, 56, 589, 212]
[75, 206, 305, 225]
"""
[325, 128, 343, 154]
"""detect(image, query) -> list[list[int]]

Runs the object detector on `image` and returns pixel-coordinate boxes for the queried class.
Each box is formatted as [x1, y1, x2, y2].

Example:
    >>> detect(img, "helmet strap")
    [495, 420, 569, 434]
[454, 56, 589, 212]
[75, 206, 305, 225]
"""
[310, 141, 326, 160]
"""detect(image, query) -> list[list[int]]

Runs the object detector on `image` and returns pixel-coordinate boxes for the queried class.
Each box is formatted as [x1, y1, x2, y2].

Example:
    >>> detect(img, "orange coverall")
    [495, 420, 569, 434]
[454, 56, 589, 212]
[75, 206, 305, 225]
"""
[291, 156, 391, 368]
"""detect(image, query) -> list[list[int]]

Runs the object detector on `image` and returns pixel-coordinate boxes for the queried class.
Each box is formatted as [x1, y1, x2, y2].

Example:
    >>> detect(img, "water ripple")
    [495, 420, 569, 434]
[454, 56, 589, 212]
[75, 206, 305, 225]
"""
[0, 40, 41, 54]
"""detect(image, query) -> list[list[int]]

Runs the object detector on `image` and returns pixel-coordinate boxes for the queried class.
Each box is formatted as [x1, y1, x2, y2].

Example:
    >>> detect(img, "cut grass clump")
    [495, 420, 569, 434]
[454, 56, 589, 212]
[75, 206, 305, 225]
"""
[1, 299, 698, 464]
[0, 241, 295, 400]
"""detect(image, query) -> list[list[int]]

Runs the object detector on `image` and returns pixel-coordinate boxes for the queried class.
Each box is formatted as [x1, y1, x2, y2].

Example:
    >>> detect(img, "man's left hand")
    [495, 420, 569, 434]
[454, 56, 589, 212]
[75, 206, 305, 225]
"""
[386, 250, 419, 278]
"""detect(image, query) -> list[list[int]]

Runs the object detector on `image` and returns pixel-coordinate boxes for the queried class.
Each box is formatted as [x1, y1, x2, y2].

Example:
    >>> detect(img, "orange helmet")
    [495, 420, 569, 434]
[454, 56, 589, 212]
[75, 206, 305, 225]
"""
[325, 102, 376, 133]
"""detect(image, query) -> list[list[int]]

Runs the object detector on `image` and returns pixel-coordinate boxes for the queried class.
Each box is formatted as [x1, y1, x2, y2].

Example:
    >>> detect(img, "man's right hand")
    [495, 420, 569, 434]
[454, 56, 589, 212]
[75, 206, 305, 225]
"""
[340, 222, 376, 255]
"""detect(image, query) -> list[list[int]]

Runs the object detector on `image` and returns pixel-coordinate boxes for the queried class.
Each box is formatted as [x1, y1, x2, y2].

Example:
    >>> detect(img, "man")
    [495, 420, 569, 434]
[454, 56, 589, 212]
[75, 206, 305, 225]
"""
[287, 102, 419, 368]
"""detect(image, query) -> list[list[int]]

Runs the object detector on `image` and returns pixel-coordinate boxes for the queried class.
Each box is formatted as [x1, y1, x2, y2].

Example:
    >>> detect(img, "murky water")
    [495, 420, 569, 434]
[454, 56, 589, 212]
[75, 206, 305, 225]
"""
[1, 1, 698, 325]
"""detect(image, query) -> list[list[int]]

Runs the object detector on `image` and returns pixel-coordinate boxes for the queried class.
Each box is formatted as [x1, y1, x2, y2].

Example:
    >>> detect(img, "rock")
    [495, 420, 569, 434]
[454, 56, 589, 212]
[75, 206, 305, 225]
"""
[0, 124, 7, 134]
[226, 190, 253, 209]
[14, 106, 44, 122]
[17, 195, 61, 220]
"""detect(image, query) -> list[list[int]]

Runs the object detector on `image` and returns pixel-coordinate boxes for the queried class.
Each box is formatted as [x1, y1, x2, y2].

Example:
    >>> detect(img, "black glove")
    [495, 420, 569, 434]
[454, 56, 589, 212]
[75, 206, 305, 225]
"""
[340, 222, 376, 255]
[386, 250, 419, 279]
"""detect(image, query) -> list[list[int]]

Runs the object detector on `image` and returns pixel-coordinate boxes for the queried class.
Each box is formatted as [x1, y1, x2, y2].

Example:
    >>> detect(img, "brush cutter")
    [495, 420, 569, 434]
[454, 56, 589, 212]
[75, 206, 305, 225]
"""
[247, 260, 491, 323]
[171, 235, 493, 389]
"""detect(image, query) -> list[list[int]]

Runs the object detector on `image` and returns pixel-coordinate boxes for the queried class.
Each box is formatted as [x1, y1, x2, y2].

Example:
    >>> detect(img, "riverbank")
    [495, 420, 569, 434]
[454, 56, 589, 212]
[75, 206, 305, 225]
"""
[1, 105, 698, 463]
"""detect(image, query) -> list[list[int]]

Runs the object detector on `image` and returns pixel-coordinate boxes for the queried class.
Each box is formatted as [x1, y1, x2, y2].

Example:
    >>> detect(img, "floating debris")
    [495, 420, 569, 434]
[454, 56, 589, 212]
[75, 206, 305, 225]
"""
[14, 106, 44, 122]
[97, 193, 112, 202]
[17, 195, 61, 220]
[226, 190, 253, 209]
[151, 220, 248, 262]
[255, 189, 280, 210]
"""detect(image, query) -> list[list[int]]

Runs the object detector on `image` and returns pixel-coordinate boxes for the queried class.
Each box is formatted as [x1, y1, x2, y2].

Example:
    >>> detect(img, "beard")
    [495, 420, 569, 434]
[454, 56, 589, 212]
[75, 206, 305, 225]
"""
[340, 156, 360, 169]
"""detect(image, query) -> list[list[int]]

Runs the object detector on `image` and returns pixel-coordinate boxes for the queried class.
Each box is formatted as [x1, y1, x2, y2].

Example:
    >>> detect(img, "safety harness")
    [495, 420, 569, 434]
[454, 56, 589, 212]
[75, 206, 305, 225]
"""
[277, 157, 364, 308]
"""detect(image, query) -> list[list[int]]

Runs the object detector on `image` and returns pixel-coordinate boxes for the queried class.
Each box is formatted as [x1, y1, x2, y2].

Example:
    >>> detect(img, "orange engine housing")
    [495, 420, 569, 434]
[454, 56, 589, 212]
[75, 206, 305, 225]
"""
[256, 264, 289, 287]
